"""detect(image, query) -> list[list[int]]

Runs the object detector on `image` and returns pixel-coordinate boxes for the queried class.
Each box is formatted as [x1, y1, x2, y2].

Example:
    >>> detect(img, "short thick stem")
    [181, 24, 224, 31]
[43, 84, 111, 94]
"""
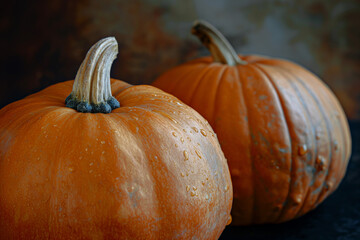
[65, 37, 120, 113]
[191, 20, 247, 66]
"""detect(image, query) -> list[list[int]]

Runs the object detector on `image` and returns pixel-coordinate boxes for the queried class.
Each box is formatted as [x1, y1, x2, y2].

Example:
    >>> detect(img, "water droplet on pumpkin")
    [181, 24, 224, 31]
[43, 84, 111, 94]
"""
[192, 127, 198, 133]
[195, 150, 202, 159]
[190, 191, 196, 197]
[316, 134, 321, 140]
[292, 195, 302, 205]
[180, 172, 185, 177]
[298, 144, 308, 156]
[187, 137, 191, 142]
[101, 141, 105, 144]
[186, 185, 190, 192]
[334, 140, 339, 151]
[116, 177, 120, 181]
[226, 215, 232, 225]
[89, 170, 93, 174]
[274, 204, 282, 212]
[68, 167, 74, 172]
[316, 155, 326, 171]
[85, 148, 88, 152]
[89, 162, 94, 166]
[205, 194, 209, 200]
[180, 137, 184, 143]
[224, 185, 229, 191]
[175, 144, 178, 148]
[183, 151, 189, 161]
[201, 181, 205, 186]
[172, 132, 177, 137]
[183, 129, 187, 133]
[200, 129, 207, 136]
[325, 181, 333, 190]
[193, 186, 197, 191]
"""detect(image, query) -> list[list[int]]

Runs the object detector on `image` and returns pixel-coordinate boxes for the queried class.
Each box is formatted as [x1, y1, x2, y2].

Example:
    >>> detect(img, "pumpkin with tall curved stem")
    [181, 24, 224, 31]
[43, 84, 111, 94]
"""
[153, 20, 352, 225]
[0, 37, 232, 239]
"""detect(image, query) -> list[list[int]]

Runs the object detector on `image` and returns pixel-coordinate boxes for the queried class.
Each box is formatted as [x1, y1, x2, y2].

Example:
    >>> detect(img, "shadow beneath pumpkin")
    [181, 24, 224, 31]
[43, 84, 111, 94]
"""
[220, 121, 360, 240]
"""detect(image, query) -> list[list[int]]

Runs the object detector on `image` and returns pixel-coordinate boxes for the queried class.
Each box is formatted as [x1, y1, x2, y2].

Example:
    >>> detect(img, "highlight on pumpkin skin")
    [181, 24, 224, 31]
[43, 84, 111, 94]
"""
[191, 20, 247, 66]
[65, 37, 120, 113]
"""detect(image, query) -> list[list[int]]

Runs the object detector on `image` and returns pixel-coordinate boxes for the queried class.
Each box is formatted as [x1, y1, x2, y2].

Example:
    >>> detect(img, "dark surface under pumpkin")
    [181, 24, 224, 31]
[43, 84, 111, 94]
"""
[220, 120, 360, 240]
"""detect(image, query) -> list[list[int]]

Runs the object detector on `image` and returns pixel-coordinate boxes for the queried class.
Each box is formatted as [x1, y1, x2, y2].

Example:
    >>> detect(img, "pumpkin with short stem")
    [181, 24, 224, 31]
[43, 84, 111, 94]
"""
[0, 37, 232, 239]
[153, 20, 352, 225]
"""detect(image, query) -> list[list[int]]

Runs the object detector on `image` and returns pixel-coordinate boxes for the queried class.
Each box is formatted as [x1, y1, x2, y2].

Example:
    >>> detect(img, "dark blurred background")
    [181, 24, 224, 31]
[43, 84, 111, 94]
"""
[0, 0, 359, 119]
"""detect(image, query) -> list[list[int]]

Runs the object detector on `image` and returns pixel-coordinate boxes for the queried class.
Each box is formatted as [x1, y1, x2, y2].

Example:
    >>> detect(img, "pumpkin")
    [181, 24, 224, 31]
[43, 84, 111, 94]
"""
[153, 20, 352, 225]
[0, 37, 232, 239]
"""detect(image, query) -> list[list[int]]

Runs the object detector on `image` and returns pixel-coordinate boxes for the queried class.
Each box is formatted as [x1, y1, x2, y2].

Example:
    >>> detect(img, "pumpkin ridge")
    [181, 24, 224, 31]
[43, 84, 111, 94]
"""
[187, 65, 216, 105]
[251, 64, 294, 223]
[288, 72, 338, 207]
[233, 65, 255, 224]
[272, 63, 340, 208]
[269, 66, 319, 218]
[168, 64, 208, 95]
[210, 66, 228, 127]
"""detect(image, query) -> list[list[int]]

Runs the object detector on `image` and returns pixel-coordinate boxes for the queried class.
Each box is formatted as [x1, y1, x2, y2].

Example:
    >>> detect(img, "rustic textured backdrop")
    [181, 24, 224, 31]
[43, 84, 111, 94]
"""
[1, 0, 359, 118]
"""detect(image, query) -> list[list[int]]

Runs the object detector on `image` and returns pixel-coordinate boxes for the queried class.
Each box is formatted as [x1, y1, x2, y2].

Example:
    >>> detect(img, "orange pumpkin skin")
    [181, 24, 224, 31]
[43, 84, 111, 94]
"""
[0, 79, 232, 239]
[153, 54, 352, 225]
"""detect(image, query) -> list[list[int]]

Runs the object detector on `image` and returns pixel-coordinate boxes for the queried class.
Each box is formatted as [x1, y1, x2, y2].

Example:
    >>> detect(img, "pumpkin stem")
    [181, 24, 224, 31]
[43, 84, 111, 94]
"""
[65, 37, 120, 113]
[191, 20, 247, 66]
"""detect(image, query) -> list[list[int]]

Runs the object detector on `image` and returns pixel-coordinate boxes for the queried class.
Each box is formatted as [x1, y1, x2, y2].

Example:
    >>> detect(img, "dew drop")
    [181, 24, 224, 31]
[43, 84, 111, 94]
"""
[226, 215, 232, 225]
[205, 194, 209, 200]
[180, 172, 185, 177]
[298, 144, 308, 156]
[180, 137, 184, 143]
[224, 185, 229, 191]
[292, 195, 302, 205]
[195, 150, 202, 159]
[192, 127, 199, 133]
[85, 148, 88, 152]
[101, 141, 105, 144]
[316, 134, 321, 140]
[316, 155, 326, 171]
[183, 129, 187, 133]
[172, 132, 177, 137]
[324, 181, 333, 190]
[89, 162, 94, 166]
[102, 151, 105, 155]
[89, 170, 93, 174]
[201, 181, 205, 186]
[190, 191, 196, 197]
[186, 185, 190, 192]
[187, 137, 191, 142]
[183, 151, 189, 161]
[334, 140, 339, 151]
[68, 167, 74, 172]
[193, 186, 197, 191]
[175, 144, 178, 148]
[200, 129, 207, 136]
